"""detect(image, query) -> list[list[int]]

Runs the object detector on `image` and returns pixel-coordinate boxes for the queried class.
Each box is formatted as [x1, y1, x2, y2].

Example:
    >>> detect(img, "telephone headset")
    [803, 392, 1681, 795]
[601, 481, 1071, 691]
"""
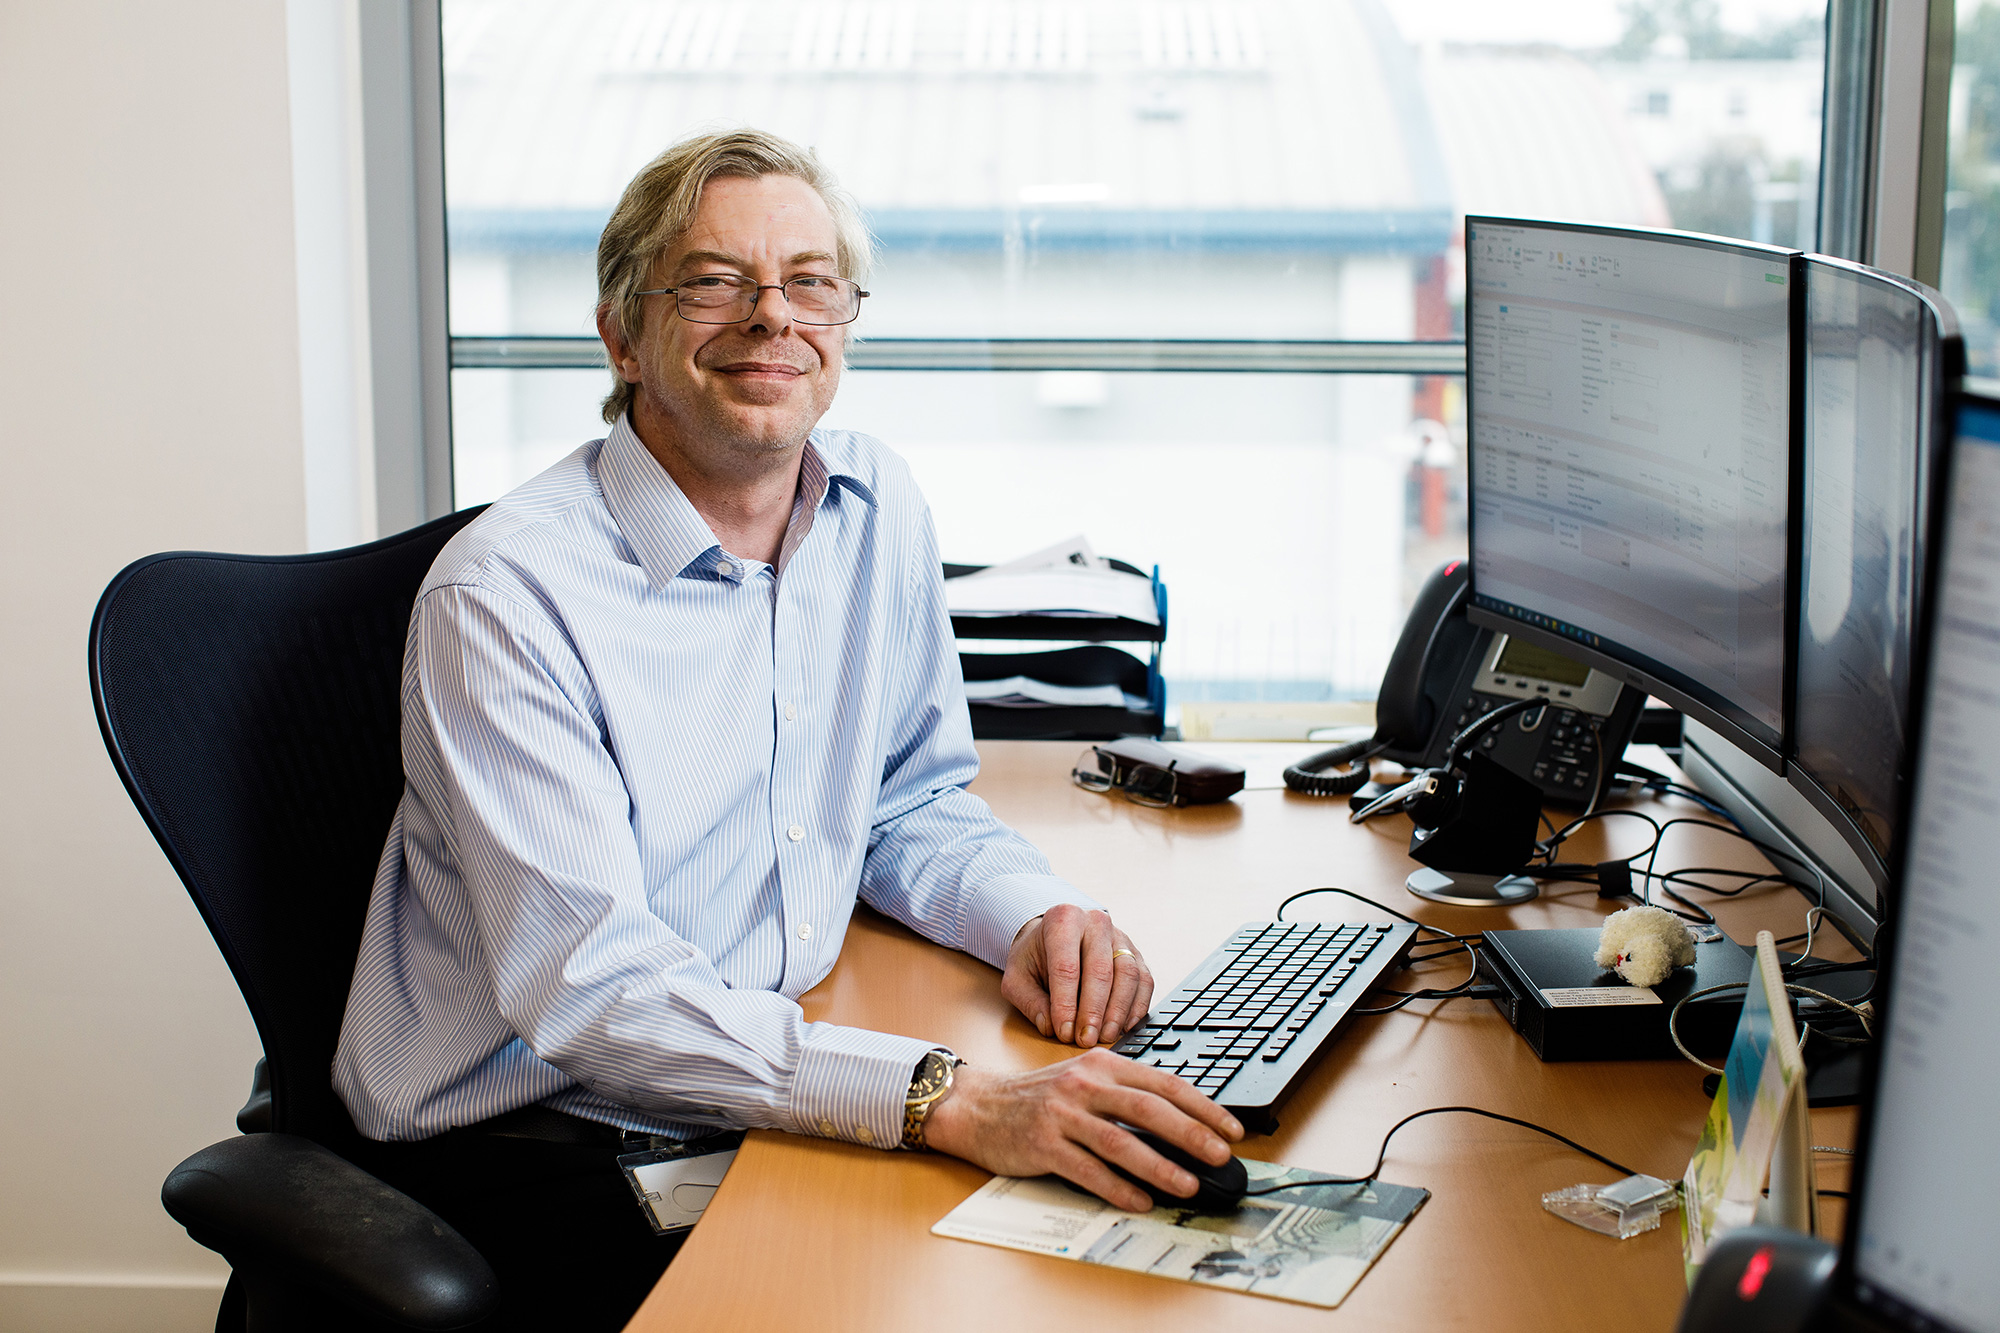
[1283, 561, 1645, 822]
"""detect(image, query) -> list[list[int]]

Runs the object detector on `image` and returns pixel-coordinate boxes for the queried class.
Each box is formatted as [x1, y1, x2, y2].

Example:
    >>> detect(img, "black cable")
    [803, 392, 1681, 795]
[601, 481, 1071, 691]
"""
[1276, 886, 1488, 1015]
[1274, 886, 1452, 938]
[1283, 739, 1389, 796]
[1355, 953, 1486, 1013]
[1354, 983, 1503, 1015]
[1407, 936, 1485, 964]
[1442, 697, 1543, 770]
[1536, 807, 1663, 867]
[1241, 1106, 1640, 1194]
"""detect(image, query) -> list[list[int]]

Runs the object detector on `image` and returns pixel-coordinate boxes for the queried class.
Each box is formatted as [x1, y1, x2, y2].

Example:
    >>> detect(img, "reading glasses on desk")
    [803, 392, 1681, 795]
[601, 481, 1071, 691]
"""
[634, 273, 869, 325]
[1071, 745, 1178, 808]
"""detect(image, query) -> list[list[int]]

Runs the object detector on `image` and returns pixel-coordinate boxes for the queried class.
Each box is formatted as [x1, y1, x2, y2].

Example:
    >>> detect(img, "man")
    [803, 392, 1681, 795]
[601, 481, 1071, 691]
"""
[334, 129, 1241, 1328]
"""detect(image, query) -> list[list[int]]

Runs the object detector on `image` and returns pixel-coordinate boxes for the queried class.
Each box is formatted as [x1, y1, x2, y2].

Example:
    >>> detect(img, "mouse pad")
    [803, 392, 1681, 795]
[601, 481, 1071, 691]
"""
[932, 1159, 1429, 1308]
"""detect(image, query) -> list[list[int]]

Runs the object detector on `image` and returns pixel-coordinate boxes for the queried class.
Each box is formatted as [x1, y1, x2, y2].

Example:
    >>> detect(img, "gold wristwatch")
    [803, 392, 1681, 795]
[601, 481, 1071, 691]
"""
[901, 1049, 963, 1151]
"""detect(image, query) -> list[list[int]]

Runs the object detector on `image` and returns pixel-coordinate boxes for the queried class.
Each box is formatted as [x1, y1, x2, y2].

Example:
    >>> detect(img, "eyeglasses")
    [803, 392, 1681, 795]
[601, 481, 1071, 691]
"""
[634, 274, 869, 326]
[1071, 746, 1178, 808]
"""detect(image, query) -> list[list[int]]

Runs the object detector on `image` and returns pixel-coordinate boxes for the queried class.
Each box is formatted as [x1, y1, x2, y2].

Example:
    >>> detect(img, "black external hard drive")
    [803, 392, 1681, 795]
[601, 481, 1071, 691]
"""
[1478, 929, 1754, 1062]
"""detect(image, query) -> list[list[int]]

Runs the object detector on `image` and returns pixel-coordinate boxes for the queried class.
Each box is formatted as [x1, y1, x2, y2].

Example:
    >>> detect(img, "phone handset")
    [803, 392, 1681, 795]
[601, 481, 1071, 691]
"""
[1283, 560, 1476, 796]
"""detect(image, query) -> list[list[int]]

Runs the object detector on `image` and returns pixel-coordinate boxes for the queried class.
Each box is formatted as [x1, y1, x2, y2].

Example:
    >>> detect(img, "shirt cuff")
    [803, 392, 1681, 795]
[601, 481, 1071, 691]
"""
[789, 1023, 939, 1149]
[962, 873, 1106, 970]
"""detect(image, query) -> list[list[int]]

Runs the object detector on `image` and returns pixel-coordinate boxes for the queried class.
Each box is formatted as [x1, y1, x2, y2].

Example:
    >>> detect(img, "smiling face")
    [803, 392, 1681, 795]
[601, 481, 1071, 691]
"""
[604, 173, 848, 479]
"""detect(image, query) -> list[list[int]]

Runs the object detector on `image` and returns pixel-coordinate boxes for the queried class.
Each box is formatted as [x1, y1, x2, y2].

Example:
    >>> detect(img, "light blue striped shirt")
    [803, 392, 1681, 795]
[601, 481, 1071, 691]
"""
[333, 416, 1099, 1146]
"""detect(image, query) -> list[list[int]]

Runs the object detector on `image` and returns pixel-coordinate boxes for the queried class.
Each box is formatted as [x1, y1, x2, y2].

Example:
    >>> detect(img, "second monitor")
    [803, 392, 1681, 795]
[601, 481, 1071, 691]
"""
[1462, 217, 1797, 770]
[1791, 255, 1961, 899]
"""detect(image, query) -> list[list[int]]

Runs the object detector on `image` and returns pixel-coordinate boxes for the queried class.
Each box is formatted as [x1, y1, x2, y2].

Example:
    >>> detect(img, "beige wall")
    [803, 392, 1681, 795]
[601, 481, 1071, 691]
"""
[0, 3, 309, 1329]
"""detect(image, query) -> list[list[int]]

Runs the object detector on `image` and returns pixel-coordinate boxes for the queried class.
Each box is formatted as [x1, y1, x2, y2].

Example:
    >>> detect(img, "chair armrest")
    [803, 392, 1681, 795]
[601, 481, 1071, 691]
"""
[163, 1134, 497, 1331]
[235, 1057, 272, 1134]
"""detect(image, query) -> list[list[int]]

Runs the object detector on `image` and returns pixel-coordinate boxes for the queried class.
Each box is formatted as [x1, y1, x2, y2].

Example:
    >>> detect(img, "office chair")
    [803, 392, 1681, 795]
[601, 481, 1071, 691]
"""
[89, 508, 498, 1333]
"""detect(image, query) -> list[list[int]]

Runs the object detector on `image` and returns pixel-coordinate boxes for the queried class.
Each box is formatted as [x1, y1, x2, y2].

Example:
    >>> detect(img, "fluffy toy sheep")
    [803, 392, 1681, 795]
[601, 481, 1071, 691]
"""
[1594, 906, 1697, 988]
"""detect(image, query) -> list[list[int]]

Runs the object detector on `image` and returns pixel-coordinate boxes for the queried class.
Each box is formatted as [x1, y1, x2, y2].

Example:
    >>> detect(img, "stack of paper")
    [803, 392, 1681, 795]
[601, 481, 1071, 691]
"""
[961, 677, 1149, 710]
[945, 535, 1159, 626]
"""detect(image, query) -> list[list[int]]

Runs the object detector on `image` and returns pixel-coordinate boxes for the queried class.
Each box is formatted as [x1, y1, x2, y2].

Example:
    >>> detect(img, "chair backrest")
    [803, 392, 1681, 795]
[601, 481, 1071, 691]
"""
[89, 507, 485, 1149]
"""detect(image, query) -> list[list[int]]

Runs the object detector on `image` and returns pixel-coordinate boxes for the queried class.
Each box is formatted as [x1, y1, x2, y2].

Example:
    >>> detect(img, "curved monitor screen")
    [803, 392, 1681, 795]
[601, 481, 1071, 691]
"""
[1793, 260, 1942, 870]
[1465, 219, 1793, 753]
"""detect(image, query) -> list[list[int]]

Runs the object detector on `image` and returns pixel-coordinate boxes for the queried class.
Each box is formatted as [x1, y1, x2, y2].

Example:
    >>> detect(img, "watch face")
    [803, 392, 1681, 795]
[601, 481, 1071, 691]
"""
[913, 1051, 952, 1097]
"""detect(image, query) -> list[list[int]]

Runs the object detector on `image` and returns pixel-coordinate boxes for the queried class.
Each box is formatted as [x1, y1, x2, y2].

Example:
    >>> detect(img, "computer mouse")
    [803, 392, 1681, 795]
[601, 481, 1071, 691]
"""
[1105, 1128, 1249, 1212]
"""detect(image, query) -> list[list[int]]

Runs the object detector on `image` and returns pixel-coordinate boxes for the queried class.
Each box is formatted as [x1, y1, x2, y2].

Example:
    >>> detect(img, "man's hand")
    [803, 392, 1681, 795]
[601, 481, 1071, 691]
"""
[1002, 905, 1154, 1048]
[922, 1049, 1244, 1212]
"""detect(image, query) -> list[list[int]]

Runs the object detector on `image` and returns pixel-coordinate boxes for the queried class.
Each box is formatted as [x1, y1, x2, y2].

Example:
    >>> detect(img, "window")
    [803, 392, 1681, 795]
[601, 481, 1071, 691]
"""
[1944, 2, 2000, 377]
[441, 0, 1825, 711]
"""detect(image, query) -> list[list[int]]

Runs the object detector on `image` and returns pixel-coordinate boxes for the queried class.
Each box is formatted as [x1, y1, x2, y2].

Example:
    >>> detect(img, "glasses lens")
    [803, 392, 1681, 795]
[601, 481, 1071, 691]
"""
[1071, 747, 1114, 792]
[786, 276, 859, 325]
[677, 275, 757, 324]
[1122, 764, 1177, 808]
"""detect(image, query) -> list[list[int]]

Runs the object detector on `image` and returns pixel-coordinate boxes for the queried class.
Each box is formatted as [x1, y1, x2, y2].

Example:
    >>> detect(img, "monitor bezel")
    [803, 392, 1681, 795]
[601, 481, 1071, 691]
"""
[1785, 255, 1962, 905]
[1462, 216, 1801, 774]
[1829, 385, 1996, 1333]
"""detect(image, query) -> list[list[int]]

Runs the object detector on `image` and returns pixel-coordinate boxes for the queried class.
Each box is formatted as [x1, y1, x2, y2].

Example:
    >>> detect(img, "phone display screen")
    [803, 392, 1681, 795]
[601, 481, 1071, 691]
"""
[1466, 219, 1792, 752]
[1492, 638, 1592, 687]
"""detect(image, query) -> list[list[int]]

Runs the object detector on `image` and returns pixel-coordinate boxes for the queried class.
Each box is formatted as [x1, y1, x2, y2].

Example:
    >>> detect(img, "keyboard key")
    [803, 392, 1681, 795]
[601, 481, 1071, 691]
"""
[1171, 1008, 1210, 1028]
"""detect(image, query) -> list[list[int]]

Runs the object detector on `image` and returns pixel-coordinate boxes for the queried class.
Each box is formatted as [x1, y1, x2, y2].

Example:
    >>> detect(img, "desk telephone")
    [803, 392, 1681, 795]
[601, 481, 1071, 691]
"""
[1285, 561, 1644, 809]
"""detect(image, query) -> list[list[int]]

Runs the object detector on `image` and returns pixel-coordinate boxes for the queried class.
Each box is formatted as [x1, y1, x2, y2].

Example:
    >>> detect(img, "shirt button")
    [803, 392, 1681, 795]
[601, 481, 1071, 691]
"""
[819, 1118, 834, 1135]
[797, 922, 813, 940]
[855, 1125, 873, 1142]
[714, 560, 733, 577]
[787, 824, 805, 842]
[784, 702, 797, 721]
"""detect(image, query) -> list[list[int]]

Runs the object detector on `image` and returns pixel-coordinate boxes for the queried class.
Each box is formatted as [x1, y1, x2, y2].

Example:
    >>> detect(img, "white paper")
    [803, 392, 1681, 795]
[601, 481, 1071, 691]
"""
[945, 568, 1159, 624]
[967, 533, 1103, 578]
[961, 676, 1135, 708]
[1540, 986, 1662, 1007]
[933, 1161, 1428, 1309]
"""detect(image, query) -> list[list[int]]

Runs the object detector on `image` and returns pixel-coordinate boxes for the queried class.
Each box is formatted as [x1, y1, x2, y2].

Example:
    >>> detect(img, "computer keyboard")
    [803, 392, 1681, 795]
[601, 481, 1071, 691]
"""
[1112, 919, 1419, 1126]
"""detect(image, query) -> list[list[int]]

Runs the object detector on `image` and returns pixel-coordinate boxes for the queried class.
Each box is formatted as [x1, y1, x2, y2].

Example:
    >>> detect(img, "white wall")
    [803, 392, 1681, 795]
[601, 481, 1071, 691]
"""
[0, 4, 312, 1329]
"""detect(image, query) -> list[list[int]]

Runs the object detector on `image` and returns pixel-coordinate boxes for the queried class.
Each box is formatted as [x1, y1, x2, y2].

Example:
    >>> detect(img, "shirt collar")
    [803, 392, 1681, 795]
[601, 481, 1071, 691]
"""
[598, 416, 876, 592]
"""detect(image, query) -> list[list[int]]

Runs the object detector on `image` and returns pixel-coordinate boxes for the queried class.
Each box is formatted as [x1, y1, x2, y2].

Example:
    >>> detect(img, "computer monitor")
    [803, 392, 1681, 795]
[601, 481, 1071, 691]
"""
[1836, 388, 2000, 1333]
[1462, 217, 1797, 771]
[1789, 257, 1960, 899]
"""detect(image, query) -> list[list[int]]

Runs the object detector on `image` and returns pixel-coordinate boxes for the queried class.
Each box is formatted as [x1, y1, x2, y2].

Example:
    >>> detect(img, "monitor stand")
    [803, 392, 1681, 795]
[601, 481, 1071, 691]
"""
[1406, 867, 1539, 906]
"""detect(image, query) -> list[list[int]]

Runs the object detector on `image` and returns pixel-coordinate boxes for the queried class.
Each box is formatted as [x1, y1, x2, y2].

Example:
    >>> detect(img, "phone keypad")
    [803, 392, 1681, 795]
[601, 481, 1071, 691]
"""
[1466, 699, 1605, 801]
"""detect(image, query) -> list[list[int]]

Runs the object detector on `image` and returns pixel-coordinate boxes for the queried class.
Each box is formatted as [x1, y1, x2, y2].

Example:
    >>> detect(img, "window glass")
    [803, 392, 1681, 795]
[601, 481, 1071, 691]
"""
[442, 0, 1824, 709]
[454, 365, 1462, 699]
[1945, 3, 2000, 376]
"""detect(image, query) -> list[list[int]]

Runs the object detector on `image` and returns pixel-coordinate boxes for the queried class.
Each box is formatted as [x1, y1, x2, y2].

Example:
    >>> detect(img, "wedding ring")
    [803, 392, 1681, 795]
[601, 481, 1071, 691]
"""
[1111, 949, 1136, 961]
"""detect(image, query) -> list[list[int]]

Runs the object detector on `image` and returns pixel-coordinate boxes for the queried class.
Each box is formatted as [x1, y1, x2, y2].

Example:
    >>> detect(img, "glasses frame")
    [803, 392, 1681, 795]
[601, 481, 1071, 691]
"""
[1071, 746, 1179, 808]
[634, 275, 870, 326]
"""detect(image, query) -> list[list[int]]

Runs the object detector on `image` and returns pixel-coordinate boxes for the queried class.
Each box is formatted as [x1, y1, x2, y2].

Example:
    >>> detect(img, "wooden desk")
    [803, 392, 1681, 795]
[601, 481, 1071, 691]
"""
[630, 742, 1858, 1332]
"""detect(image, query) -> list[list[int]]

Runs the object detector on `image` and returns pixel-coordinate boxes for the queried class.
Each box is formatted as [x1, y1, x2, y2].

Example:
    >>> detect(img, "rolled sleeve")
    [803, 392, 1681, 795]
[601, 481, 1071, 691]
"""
[962, 873, 1108, 970]
[790, 1026, 938, 1149]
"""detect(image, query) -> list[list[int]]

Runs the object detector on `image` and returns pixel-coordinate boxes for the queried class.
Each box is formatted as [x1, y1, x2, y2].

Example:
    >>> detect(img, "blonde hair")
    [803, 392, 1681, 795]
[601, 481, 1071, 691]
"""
[595, 129, 874, 424]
